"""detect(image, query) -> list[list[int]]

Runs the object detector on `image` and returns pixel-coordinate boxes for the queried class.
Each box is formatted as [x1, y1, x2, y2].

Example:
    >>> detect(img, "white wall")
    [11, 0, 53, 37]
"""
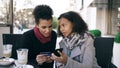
[80, 7, 97, 30]
[0, 26, 10, 57]
[96, 8, 108, 35]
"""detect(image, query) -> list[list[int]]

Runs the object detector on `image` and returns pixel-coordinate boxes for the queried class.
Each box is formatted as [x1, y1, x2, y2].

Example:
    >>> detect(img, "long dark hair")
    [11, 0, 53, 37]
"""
[58, 11, 88, 36]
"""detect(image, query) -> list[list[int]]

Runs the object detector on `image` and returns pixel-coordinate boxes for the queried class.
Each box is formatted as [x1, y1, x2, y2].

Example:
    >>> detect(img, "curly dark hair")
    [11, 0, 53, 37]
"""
[58, 11, 88, 36]
[32, 5, 53, 24]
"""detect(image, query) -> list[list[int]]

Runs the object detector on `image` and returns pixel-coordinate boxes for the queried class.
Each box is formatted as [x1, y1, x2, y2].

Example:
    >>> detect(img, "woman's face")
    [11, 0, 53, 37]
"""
[36, 19, 52, 37]
[59, 18, 73, 37]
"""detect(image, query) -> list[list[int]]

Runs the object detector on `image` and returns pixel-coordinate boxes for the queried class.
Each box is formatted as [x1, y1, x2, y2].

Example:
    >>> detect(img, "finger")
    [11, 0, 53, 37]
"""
[46, 58, 53, 63]
[36, 56, 41, 61]
[37, 54, 44, 58]
[38, 61, 44, 65]
[36, 57, 42, 62]
[36, 55, 47, 62]
[37, 58, 46, 64]
[57, 51, 62, 56]
[51, 53, 58, 60]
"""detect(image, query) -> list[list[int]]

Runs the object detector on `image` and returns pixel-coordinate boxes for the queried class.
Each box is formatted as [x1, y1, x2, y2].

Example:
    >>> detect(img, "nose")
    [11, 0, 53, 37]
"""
[60, 27, 64, 32]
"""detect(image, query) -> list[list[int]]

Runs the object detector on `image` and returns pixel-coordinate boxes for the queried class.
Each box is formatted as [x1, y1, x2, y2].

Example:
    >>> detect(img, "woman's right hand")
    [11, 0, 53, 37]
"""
[36, 54, 48, 65]
[51, 51, 68, 65]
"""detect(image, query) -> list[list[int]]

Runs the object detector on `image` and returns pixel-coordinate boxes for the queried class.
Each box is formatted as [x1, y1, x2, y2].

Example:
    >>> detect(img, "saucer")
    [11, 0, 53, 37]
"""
[14, 64, 34, 68]
[0, 58, 14, 66]
[23, 65, 33, 68]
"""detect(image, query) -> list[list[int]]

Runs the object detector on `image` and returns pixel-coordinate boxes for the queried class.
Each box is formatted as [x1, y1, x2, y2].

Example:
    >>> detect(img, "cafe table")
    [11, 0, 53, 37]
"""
[0, 59, 39, 68]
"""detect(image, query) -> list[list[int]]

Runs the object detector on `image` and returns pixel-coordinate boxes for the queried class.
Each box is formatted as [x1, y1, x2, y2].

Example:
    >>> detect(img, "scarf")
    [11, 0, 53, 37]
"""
[59, 33, 92, 64]
[34, 26, 51, 44]
[60, 33, 89, 50]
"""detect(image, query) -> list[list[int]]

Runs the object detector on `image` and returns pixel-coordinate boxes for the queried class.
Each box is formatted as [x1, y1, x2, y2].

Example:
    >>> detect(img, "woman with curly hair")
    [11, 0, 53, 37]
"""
[20, 5, 57, 68]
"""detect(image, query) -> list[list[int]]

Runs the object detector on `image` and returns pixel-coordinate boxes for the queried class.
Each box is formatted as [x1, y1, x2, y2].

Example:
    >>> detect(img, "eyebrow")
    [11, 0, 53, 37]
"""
[41, 24, 52, 28]
[49, 25, 52, 28]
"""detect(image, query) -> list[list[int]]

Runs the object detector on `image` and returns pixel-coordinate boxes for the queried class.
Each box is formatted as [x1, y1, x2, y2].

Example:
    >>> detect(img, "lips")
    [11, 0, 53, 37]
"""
[45, 34, 50, 37]
[43, 33, 51, 37]
[62, 32, 66, 36]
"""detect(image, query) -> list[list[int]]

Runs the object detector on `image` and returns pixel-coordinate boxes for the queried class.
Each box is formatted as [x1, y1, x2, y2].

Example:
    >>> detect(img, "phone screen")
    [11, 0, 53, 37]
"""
[53, 48, 63, 57]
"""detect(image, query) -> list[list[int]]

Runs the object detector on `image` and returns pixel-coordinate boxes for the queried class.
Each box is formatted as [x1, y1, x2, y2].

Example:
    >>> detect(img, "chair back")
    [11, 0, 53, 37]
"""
[2, 34, 22, 59]
[94, 37, 114, 68]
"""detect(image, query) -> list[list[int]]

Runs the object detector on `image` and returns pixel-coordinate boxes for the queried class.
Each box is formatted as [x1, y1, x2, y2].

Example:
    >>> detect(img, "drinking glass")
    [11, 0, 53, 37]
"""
[3, 44, 12, 58]
[16, 48, 28, 65]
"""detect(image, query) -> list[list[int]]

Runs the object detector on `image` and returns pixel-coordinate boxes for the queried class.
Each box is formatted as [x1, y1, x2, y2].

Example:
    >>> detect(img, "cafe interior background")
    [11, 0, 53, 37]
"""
[0, 0, 120, 67]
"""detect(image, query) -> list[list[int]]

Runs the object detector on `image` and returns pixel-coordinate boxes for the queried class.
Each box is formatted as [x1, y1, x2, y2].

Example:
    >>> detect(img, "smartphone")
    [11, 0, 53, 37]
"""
[53, 48, 63, 57]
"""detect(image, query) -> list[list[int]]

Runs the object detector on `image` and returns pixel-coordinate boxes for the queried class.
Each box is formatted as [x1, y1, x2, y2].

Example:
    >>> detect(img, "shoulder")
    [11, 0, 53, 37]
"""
[84, 32, 94, 40]
[52, 30, 57, 38]
[52, 30, 57, 35]
[23, 29, 34, 35]
[82, 32, 94, 46]
[22, 29, 34, 38]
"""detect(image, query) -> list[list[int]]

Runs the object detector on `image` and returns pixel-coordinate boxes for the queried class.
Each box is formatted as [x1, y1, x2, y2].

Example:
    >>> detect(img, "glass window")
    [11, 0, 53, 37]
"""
[111, 0, 120, 35]
[0, 0, 10, 24]
[13, 0, 34, 34]
[13, 0, 78, 34]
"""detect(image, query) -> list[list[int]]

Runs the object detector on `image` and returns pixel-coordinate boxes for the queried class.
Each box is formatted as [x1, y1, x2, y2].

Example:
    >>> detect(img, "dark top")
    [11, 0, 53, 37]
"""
[20, 29, 57, 68]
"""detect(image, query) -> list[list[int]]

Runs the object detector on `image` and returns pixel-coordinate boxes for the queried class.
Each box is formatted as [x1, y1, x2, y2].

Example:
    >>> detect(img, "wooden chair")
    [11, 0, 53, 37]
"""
[2, 34, 22, 59]
[94, 37, 117, 68]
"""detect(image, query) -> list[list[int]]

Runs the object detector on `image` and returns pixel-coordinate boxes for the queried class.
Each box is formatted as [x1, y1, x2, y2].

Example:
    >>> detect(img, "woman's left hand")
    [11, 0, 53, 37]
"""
[51, 51, 68, 64]
[46, 57, 53, 63]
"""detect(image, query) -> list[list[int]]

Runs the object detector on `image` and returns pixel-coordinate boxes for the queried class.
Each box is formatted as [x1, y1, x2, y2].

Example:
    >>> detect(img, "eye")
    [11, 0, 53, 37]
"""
[41, 26, 46, 29]
[59, 23, 66, 28]
[49, 25, 52, 28]
[62, 23, 66, 27]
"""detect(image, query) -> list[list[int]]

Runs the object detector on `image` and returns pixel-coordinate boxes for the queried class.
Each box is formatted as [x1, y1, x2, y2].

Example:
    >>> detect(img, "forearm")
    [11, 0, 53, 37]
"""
[64, 57, 93, 68]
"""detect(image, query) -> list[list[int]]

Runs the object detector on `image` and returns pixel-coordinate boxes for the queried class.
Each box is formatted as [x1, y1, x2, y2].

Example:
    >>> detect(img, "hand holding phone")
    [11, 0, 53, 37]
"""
[53, 48, 63, 57]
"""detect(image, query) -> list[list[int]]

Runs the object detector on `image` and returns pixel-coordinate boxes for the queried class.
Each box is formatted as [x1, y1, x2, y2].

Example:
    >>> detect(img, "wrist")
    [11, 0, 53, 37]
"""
[46, 58, 53, 63]
[63, 56, 68, 65]
[58, 64, 63, 68]
[46, 60, 53, 63]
